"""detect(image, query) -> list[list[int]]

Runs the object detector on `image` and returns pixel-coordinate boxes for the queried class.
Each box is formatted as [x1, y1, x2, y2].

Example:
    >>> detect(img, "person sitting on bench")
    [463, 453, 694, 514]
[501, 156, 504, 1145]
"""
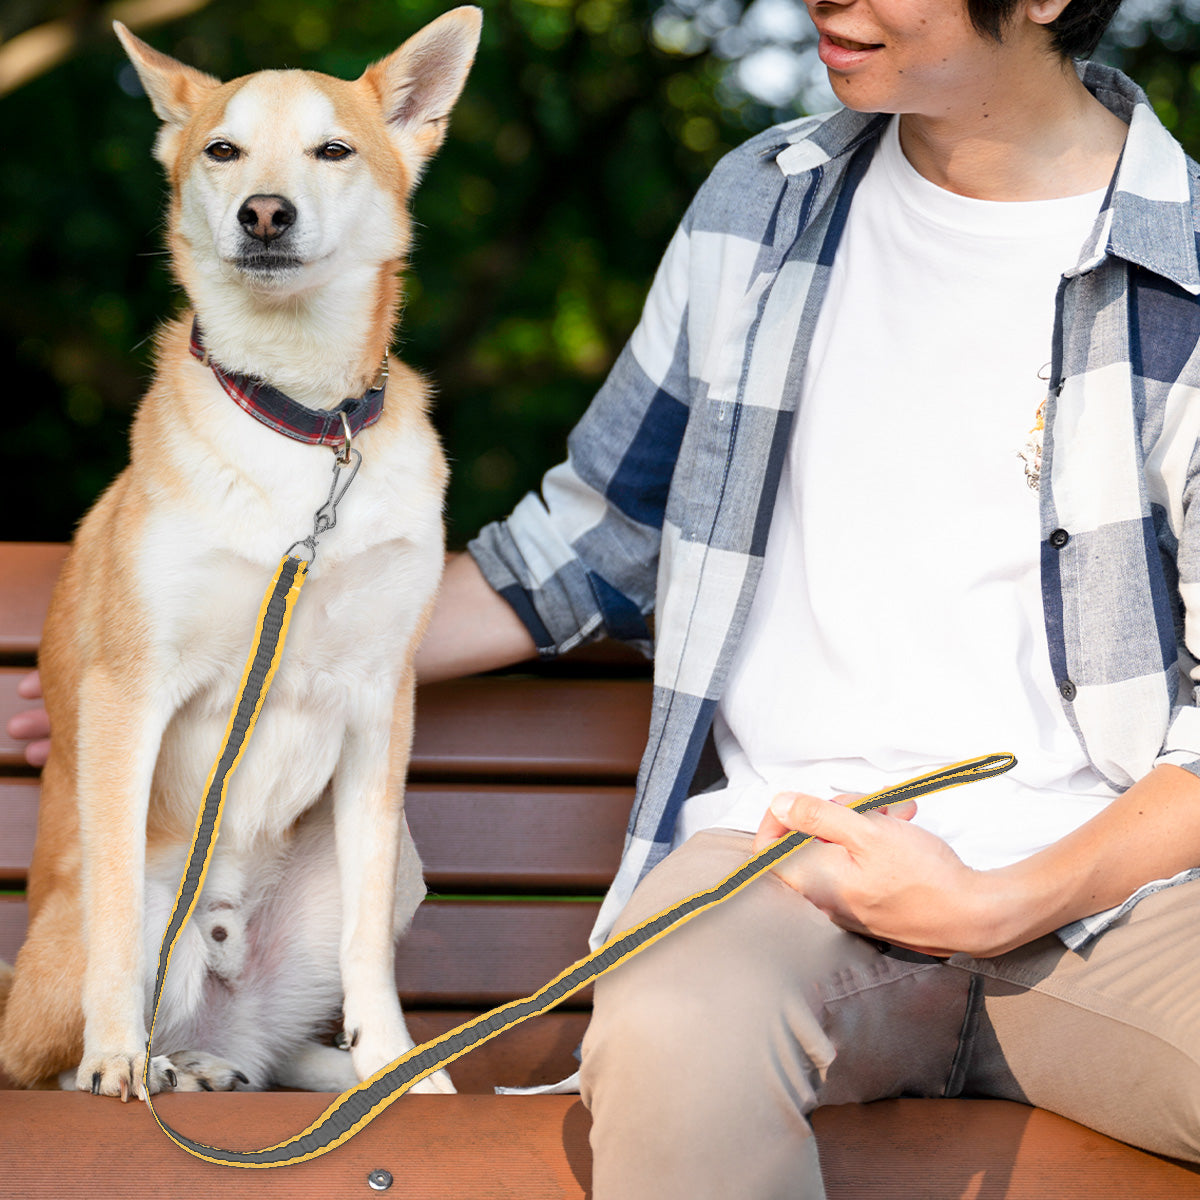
[13, 0, 1200, 1195]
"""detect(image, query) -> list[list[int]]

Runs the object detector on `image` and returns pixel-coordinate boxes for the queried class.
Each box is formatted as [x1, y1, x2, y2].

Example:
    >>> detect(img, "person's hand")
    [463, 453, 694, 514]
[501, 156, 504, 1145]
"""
[752, 790, 998, 957]
[7, 670, 50, 767]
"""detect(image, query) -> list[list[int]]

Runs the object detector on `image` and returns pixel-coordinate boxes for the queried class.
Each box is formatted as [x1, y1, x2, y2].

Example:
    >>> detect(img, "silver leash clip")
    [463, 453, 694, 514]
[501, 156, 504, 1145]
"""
[286, 447, 362, 563]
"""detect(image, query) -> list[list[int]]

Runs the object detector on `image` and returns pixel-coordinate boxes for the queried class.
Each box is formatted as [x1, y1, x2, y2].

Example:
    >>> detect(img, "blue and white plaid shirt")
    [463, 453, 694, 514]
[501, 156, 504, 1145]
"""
[471, 63, 1200, 951]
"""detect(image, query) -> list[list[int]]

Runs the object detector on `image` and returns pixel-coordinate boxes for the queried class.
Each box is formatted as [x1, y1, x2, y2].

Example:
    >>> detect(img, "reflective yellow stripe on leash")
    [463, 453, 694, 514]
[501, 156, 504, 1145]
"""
[142, 555, 307, 1143]
[143, 553, 1017, 1166]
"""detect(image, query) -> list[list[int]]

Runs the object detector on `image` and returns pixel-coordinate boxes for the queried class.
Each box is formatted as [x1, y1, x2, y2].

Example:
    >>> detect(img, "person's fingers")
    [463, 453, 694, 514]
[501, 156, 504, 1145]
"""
[753, 792, 918, 854]
[7, 708, 50, 740]
[24, 739, 50, 768]
[768, 791, 878, 853]
[16, 669, 42, 700]
[753, 802, 795, 849]
[7, 677, 51, 768]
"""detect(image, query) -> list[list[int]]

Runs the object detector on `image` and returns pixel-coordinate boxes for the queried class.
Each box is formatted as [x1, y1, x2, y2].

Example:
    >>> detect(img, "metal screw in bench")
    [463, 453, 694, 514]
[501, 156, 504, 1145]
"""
[367, 1169, 393, 1191]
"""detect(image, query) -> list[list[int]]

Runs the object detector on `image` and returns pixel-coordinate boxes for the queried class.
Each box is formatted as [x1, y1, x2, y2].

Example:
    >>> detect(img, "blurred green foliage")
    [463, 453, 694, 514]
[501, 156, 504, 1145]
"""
[0, 0, 756, 545]
[4, 1, 1200, 546]
[1120, 29, 1200, 157]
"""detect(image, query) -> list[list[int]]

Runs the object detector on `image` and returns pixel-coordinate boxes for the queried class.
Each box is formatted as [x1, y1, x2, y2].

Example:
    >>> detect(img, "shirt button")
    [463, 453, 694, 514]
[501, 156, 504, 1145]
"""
[1049, 528, 1070, 548]
[1059, 680, 1077, 701]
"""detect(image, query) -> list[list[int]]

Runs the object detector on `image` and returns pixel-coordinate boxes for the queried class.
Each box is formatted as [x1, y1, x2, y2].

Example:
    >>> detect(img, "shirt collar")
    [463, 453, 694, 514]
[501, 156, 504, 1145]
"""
[1073, 62, 1200, 294]
[770, 63, 1200, 295]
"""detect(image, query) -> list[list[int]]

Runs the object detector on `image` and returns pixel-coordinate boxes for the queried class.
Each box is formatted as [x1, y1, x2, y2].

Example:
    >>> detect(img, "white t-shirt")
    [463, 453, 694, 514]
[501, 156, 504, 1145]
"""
[676, 117, 1119, 870]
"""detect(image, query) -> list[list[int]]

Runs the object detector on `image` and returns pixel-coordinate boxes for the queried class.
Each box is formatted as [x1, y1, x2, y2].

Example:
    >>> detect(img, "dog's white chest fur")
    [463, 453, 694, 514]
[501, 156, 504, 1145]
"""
[141, 417, 443, 847]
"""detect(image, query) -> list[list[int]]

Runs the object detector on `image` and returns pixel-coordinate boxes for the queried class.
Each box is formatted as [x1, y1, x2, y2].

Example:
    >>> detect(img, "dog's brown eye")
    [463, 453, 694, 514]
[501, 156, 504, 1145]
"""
[205, 140, 240, 162]
[316, 141, 354, 161]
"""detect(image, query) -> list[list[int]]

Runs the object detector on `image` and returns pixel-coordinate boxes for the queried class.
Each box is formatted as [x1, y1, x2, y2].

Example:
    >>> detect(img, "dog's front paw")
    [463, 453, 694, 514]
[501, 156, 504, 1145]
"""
[345, 1018, 407, 1082]
[345, 1020, 456, 1095]
[151, 1051, 251, 1093]
[409, 1067, 456, 1094]
[76, 1051, 142, 1102]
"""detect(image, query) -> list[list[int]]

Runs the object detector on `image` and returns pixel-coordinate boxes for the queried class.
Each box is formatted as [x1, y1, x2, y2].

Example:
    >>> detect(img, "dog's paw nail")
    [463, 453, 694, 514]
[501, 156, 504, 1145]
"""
[199, 1078, 213, 1092]
[350, 1028, 360, 1049]
[91, 1072, 101, 1095]
[334, 1030, 350, 1050]
[166, 1068, 178, 1088]
[119, 1078, 130, 1103]
[234, 1070, 249, 1085]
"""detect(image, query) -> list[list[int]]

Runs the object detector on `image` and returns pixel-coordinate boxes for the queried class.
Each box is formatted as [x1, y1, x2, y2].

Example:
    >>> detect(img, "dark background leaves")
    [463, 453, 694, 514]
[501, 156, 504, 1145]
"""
[0, 0, 1191, 545]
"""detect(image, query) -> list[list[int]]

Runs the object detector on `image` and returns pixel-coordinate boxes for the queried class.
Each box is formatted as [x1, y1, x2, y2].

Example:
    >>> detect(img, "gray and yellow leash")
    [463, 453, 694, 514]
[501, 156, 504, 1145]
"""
[142, 454, 1016, 1165]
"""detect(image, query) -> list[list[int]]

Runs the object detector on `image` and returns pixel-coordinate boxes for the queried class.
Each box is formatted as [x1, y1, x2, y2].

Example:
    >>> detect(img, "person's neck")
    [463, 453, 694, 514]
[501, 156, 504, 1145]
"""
[898, 62, 1128, 202]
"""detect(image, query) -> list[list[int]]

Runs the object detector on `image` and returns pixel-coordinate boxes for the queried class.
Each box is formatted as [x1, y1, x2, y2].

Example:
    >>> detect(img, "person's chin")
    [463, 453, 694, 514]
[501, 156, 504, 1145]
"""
[825, 77, 895, 114]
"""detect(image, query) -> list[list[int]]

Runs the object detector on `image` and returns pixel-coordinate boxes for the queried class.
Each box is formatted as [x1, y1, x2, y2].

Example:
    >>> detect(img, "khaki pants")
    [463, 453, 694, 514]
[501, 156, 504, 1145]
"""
[579, 830, 1200, 1200]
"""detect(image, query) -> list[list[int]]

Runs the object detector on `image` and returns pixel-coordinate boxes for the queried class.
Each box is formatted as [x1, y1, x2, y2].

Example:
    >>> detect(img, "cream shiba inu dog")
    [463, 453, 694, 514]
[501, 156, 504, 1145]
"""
[0, 9, 480, 1100]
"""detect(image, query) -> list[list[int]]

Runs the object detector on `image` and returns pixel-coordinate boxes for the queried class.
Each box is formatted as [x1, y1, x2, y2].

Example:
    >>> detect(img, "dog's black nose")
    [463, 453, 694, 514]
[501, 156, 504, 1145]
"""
[237, 194, 297, 243]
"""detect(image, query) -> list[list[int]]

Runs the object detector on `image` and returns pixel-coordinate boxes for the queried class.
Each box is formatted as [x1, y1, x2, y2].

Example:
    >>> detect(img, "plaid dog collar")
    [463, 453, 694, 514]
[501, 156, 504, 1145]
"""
[189, 319, 387, 448]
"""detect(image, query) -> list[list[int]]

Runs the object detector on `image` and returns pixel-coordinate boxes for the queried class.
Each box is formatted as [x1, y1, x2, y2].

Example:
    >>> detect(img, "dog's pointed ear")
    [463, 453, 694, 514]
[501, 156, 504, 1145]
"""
[114, 21, 220, 128]
[362, 7, 482, 169]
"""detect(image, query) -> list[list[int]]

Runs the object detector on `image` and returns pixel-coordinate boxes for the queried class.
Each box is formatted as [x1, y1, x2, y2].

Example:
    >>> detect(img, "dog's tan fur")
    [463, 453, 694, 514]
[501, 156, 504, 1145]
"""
[0, 10, 480, 1098]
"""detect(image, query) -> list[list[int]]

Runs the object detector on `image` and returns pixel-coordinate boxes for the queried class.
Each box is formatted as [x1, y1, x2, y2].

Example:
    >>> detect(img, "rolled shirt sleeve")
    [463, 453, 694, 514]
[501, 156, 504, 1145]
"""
[469, 219, 694, 657]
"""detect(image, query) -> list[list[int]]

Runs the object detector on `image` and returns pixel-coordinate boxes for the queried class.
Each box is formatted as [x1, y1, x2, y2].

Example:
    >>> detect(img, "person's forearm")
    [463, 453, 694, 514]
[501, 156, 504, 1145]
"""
[414, 552, 539, 683]
[976, 763, 1200, 955]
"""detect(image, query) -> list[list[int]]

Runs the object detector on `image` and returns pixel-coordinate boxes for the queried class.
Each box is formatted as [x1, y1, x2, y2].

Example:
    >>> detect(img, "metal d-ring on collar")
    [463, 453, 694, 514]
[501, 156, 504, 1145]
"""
[299, 356, 384, 554]
[337, 411, 354, 466]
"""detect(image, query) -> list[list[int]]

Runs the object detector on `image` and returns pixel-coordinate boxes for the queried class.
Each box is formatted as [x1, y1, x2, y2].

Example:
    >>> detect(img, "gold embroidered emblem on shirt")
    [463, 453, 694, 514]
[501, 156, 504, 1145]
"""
[1019, 396, 1046, 492]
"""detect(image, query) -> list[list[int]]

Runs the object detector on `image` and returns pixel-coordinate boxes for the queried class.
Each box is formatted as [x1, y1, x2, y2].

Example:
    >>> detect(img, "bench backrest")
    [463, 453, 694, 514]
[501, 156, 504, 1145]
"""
[0, 541, 651, 1090]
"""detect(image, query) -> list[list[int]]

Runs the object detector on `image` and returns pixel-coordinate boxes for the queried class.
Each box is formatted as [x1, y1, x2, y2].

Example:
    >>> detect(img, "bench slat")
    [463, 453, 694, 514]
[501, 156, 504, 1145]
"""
[1, 896, 599, 1009]
[0, 543, 66, 660]
[0, 779, 38, 886]
[0, 1010, 587, 1094]
[1, 1091, 1195, 1197]
[407, 783, 626, 890]
[813, 1100, 1200, 1195]
[0, 670, 652, 779]
[405, 1009, 588, 1093]
[0, 540, 647, 671]
[411, 677, 650, 779]
[395, 898, 598, 1007]
[0, 780, 627, 891]
[0, 1092, 593, 1198]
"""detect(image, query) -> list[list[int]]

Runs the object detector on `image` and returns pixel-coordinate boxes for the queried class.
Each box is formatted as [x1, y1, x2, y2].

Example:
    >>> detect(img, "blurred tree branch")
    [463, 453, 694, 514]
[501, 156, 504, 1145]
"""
[0, 0, 209, 95]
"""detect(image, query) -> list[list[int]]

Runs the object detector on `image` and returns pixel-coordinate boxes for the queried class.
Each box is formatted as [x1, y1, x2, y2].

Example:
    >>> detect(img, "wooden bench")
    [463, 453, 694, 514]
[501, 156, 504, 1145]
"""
[1, 540, 1198, 1197]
